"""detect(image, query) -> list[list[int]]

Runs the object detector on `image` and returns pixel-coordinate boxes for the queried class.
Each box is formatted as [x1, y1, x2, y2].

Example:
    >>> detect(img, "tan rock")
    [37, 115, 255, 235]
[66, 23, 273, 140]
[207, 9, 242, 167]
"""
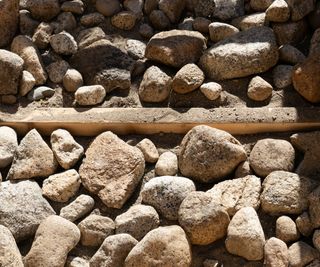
[26, 0, 60, 21]
[208, 22, 239, 43]
[250, 0, 273, 11]
[66, 256, 89, 267]
[264, 237, 289, 267]
[159, 0, 185, 23]
[155, 151, 178, 176]
[247, 76, 273, 102]
[276, 216, 300, 243]
[200, 82, 222, 101]
[232, 13, 268, 31]
[63, 69, 83, 92]
[0, 126, 18, 168]
[296, 212, 314, 237]
[313, 230, 320, 252]
[20, 70, 36, 96]
[234, 160, 253, 178]
[95, 0, 121, 17]
[111, 11, 137, 31]
[136, 138, 159, 163]
[0, 0, 19, 48]
[288, 241, 319, 267]
[32, 22, 53, 49]
[266, 0, 290, 22]
[75, 85, 106, 106]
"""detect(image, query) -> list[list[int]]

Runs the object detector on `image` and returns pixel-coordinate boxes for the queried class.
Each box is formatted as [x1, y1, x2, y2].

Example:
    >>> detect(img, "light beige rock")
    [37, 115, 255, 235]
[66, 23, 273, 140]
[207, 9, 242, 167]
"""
[266, 0, 290, 22]
[0, 126, 18, 168]
[75, 85, 106, 106]
[20, 70, 36, 96]
[32, 22, 53, 49]
[76, 27, 106, 50]
[208, 22, 239, 43]
[0, 0, 19, 48]
[264, 237, 289, 267]
[155, 151, 178, 176]
[233, 12, 268, 30]
[136, 138, 159, 163]
[126, 39, 146, 59]
[234, 160, 253, 178]
[50, 31, 78, 55]
[288, 241, 319, 267]
[247, 76, 273, 101]
[66, 256, 89, 267]
[111, 11, 137, 31]
[61, 0, 84, 15]
[200, 82, 222, 101]
[250, 0, 274, 11]
[313, 230, 320, 252]
[296, 212, 314, 237]
[203, 259, 220, 267]
[63, 69, 83, 92]
[276, 216, 300, 243]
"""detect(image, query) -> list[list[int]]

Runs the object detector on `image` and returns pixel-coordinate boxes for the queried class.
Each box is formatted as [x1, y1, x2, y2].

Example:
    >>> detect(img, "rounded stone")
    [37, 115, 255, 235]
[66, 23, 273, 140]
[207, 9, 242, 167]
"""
[155, 151, 178, 176]
[209, 22, 239, 43]
[136, 138, 159, 163]
[75, 85, 106, 106]
[50, 31, 78, 56]
[95, 0, 121, 17]
[276, 216, 300, 243]
[26, 0, 60, 21]
[0, 126, 18, 168]
[111, 11, 137, 31]
[63, 69, 83, 92]
[247, 76, 273, 101]
[264, 237, 289, 267]
[200, 82, 222, 100]
[273, 64, 293, 89]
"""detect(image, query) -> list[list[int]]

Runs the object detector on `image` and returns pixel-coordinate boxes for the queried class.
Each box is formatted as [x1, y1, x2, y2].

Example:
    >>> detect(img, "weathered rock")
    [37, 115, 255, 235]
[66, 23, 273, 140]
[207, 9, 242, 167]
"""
[47, 60, 69, 84]
[309, 28, 320, 57]
[288, 241, 319, 267]
[90, 234, 138, 267]
[139, 23, 154, 39]
[124, 0, 144, 18]
[231, 13, 268, 31]
[313, 230, 320, 252]
[250, 0, 273, 11]
[266, 0, 290, 22]
[247, 76, 273, 101]
[76, 27, 106, 50]
[178, 191, 230, 245]
[42, 169, 81, 202]
[50, 31, 78, 56]
[0, 0, 19, 48]
[79, 131, 145, 209]
[27, 86, 55, 101]
[75, 85, 106, 106]
[155, 151, 178, 176]
[273, 65, 293, 89]
[66, 256, 89, 267]
[249, 138, 295, 177]
[126, 39, 146, 59]
[264, 237, 289, 267]
[208, 22, 239, 43]
[0, 126, 18, 168]
[276, 216, 300, 243]
[207, 175, 261, 216]
[78, 214, 115, 247]
[286, 0, 315, 21]
[194, 0, 215, 17]
[61, 0, 84, 15]
[95, 0, 121, 17]
[24, 215, 80, 267]
[145, 30, 207, 68]
[308, 185, 320, 228]
[115, 204, 160, 240]
[225, 207, 265, 261]
[149, 10, 171, 30]
[296, 212, 314, 237]
[0, 180, 55, 242]
[125, 225, 192, 267]
[144, 0, 159, 15]
[60, 194, 95, 222]
[141, 176, 196, 220]
[179, 125, 246, 183]
[260, 171, 317, 215]
[26, 0, 60, 21]
[52, 12, 77, 34]
[7, 129, 57, 180]
[11, 35, 47, 85]
[279, 44, 306, 64]
[136, 138, 159, 163]
[111, 11, 137, 31]
[19, 9, 39, 36]
[200, 82, 222, 100]
[273, 20, 308, 45]
[32, 22, 53, 49]
[235, 161, 253, 178]
[20, 70, 36, 96]
[159, 0, 185, 23]
[80, 13, 105, 27]
[193, 17, 211, 33]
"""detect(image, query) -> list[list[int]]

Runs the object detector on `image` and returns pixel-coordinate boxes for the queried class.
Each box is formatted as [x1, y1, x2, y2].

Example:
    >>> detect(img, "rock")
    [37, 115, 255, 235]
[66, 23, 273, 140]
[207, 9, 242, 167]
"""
[60, 194, 95, 222]
[50, 31, 78, 56]
[276, 216, 300, 243]
[79, 131, 145, 209]
[194, 0, 215, 17]
[309, 29, 320, 57]
[273, 20, 308, 45]
[208, 22, 239, 43]
[308, 1, 320, 29]
[66, 257, 89, 267]
[178, 191, 230, 245]
[19, 10, 39, 36]
[141, 176, 196, 220]
[47, 60, 70, 84]
[76, 27, 106, 50]
[7, 129, 58, 180]
[78, 214, 115, 247]
[286, 0, 315, 21]
[0, 126, 18, 168]
[0, 225, 24, 267]
[249, 138, 295, 177]
[124, 225, 192, 267]
[111, 11, 137, 31]
[1, 95, 17, 105]
[24, 215, 80, 267]
[95, 0, 121, 17]
[158, 0, 185, 23]
[61, 0, 84, 15]
[200, 27, 278, 80]
[20, 70, 36, 96]
[115, 204, 160, 240]
[144, 0, 159, 15]
[0, 49, 24, 95]
[232, 13, 268, 31]
[80, 13, 105, 27]
[264, 237, 289, 267]
[42, 169, 81, 202]
[273, 65, 293, 89]
[179, 125, 246, 183]
[27, 86, 55, 101]
[0, 0, 19, 47]
[155, 151, 178, 176]
[260, 171, 317, 215]
[250, 0, 273, 11]
[266, 0, 290, 22]
[207, 175, 261, 216]
[234, 161, 253, 178]
[53, 12, 77, 34]
[308, 185, 320, 228]
[225, 207, 265, 261]
[172, 63, 204, 94]
[247, 76, 273, 101]
[0, 180, 55, 241]
[139, 23, 154, 39]
[193, 17, 211, 33]
[279, 44, 306, 64]
[211, 0, 245, 20]
[32, 22, 53, 49]
[126, 39, 146, 59]
[296, 212, 314, 237]
[136, 138, 159, 163]
[124, 0, 143, 18]
[313, 230, 320, 252]
[145, 29, 207, 68]
[149, 10, 171, 30]
[203, 259, 220, 267]
[293, 56, 320, 103]
[288, 241, 319, 267]
[63, 69, 83, 92]
[200, 82, 222, 100]
[51, 129, 84, 169]
[26, 0, 60, 21]
[11, 35, 47, 85]
[75, 85, 106, 106]
[90, 234, 138, 267]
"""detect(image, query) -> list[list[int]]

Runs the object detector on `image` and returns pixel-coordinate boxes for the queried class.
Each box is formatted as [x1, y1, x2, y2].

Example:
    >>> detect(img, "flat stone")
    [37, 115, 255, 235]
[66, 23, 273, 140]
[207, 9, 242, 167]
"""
[0, 0, 19, 47]
[288, 241, 319, 267]
[264, 237, 289, 267]
[75, 85, 106, 106]
[27, 86, 55, 101]
[276, 216, 300, 243]
[155, 151, 178, 176]
[286, 0, 315, 21]
[0, 126, 18, 168]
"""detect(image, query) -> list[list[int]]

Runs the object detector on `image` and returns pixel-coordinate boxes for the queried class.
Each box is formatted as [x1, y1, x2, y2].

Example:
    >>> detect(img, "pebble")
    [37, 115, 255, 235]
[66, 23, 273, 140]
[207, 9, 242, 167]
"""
[80, 13, 105, 27]
[264, 237, 289, 267]
[32, 22, 53, 49]
[26, 0, 60, 21]
[20, 70, 36, 96]
[50, 31, 78, 56]
[313, 230, 320, 252]
[75, 85, 106, 106]
[265, 0, 290, 22]
[139, 23, 154, 39]
[247, 76, 273, 102]
[209, 22, 239, 43]
[136, 138, 159, 163]
[111, 11, 137, 31]
[288, 241, 319, 267]
[296, 212, 314, 237]
[276, 216, 300, 243]
[273, 65, 294, 89]
[155, 151, 178, 176]
[232, 13, 268, 31]
[200, 82, 223, 100]
[126, 39, 146, 59]
[0, 126, 18, 168]
[47, 60, 70, 84]
[193, 17, 211, 33]
[95, 0, 121, 17]
[61, 0, 84, 15]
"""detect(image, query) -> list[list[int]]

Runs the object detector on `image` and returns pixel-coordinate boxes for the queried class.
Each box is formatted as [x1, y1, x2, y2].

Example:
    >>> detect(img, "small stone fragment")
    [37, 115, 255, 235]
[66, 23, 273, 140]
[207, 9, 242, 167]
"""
[32, 22, 53, 49]
[155, 151, 178, 176]
[247, 76, 273, 101]
[126, 39, 146, 59]
[234, 161, 253, 178]
[75, 85, 106, 106]
[80, 13, 105, 27]
[232, 13, 268, 31]
[276, 216, 300, 243]
[136, 138, 159, 163]
[66, 257, 89, 267]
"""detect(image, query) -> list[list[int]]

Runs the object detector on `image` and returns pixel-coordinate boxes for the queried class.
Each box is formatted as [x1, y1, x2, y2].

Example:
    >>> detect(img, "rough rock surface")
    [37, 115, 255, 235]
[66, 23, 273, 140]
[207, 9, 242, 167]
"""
[159, 0, 185, 23]
[0, 0, 19, 48]
[273, 65, 293, 89]
[264, 237, 289, 267]
[0, 126, 18, 168]
[231, 13, 268, 31]
[296, 212, 314, 237]
[26, 0, 60, 21]
[200, 82, 222, 100]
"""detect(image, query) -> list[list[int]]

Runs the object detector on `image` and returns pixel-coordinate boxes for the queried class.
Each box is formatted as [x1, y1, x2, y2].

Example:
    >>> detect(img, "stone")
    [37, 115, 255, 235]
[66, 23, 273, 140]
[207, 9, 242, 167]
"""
[158, 0, 185, 23]
[288, 241, 319, 267]
[0, 225, 24, 267]
[95, 0, 121, 17]
[42, 169, 81, 202]
[51, 129, 84, 169]
[124, 225, 192, 267]
[80, 13, 105, 27]
[124, 0, 144, 18]
[0, 180, 55, 242]
[178, 191, 230, 245]
[231, 13, 268, 31]
[79, 131, 145, 209]
[50, 31, 78, 56]
[307, 260, 320, 267]
[63, 69, 83, 92]
[194, 0, 215, 17]
[203, 259, 220, 267]
[95, 68, 131, 94]
[149, 10, 171, 30]
[172, 63, 204, 94]
[139, 66, 172, 103]
[145, 29, 207, 68]
[7, 129, 58, 180]
[139, 23, 154, 39]
[260, 171, 317, 215]
[179, 125, 246, 183]
[115, 204, 160, 240]
[0, 126, 18, 168]
[213, 0, 245, 20]
[209, 22, 239, 43]
[313, 230, 320, 252]
[75, 85, 106, 106]
[11, 35, 47, 85]
[26, 0, 60, 21]
[250, 0, 273, 11]
[53, 12, 77, 34]
[225, 207, 265, 261]
[266, 0, 290, 22]
[264, 237, 289, 267]
[249, 138, 295, 177]
[273, 65, 293, 89]
[60, 194, 95, 222]
[207, 175, 261, 216]
[308, 1, 320, 29]
[200, 27, 278, 80]
[78, 214, 115, 247]
[32, 22, 53, 49]
[178, 17, 194, 30]
[296, 212, 314, 237]
[276, 216, 300, 243]
[111, 11, 137, 31]
[286, 0, 315, 21]
[0, 0, 19, 47]
[66, 257, 89, 267]
[144, 0, 159, 15]
[61, 0, 84, 15]
[308, 185, 320, 228]
[0, 49, 24, 95]
[126, 39, 146, 59]
[136, 138, 159, 163]
[90, 234, 138, 267]
[273, 20, 308, 45]
[24, 215, 80, 267]
[234, 161, 253, 178]
[155, 151, 178, 176]
[293, 56, 320, 103]
[47, 60, 70, 84]
[1, 95, 17, 105]
[193, 17, 211, 33]
[20, 70, 36, 96]
[19, 10, 39, 36]
[141, 176, 196, 220]
[200, 82, 222, 100]
[279, 44, 306, 64]
[27, 86, 55, 101]
[247, 76, 273, 101]
[309, 29, 320, 57]
[76, 27, 106, 50]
